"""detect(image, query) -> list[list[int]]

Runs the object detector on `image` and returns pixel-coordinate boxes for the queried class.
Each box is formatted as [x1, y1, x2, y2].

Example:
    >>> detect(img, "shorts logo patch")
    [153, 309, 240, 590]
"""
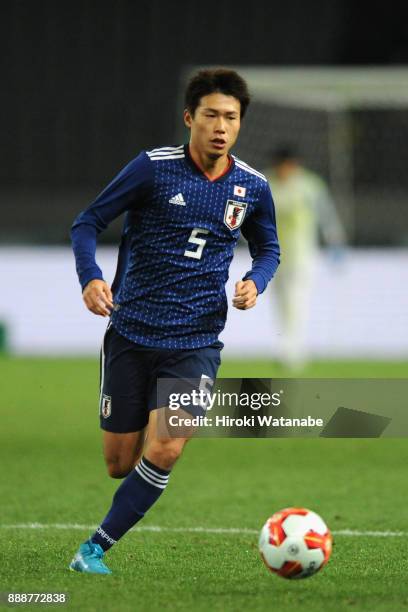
[101, 394, 112, 418]
[224, 200, 247, 230]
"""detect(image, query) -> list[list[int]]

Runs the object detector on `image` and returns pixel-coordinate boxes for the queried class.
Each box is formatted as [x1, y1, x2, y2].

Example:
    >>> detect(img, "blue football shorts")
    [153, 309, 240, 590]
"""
[99, 323, 222, 433]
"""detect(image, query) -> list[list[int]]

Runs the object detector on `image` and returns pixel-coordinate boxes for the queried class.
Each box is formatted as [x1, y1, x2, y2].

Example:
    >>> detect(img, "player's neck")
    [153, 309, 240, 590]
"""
[188, 143, 230, 181]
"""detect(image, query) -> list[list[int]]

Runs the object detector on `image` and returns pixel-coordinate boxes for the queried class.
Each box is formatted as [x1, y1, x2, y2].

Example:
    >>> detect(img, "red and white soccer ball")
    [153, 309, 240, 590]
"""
[259, 507, 332, 579]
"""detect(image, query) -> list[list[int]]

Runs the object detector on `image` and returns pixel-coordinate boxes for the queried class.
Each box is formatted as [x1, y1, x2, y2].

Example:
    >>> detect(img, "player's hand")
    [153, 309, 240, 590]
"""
[232, 280, 258, 310]
[82, 279, 113, 317]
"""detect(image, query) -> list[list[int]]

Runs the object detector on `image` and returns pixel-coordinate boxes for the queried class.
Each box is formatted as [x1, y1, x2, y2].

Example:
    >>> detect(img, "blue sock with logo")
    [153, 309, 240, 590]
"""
[90, 456, 170, 551]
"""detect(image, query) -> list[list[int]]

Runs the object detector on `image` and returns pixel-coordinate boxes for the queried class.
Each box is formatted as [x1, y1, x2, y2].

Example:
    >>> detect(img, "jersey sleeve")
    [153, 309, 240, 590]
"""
[240, 182, 280, 294]
[70, 151, 153, 290]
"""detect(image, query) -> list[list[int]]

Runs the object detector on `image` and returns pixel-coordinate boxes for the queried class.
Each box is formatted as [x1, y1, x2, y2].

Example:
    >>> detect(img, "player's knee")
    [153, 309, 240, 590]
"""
[146, 440, 185, 470]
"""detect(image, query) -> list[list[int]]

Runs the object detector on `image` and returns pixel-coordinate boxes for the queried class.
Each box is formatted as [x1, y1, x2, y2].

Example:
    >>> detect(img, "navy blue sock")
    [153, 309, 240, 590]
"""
[91, 456, 170, 551]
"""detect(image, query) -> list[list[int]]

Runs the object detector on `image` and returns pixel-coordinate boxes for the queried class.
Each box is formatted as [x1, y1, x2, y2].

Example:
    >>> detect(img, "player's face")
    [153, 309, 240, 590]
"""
[184, 93, 241, 159]
[274, 160, 299, 181]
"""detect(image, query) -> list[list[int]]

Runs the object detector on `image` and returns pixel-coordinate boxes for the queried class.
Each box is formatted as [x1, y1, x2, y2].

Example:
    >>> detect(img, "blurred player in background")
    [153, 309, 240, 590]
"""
[69, 68, 280, 574]
[264, 145, 345, 371]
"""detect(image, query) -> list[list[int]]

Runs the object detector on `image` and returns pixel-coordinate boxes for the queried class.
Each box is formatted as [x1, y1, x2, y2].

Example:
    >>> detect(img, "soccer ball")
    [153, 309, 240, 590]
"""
[259, 507, 332, 579]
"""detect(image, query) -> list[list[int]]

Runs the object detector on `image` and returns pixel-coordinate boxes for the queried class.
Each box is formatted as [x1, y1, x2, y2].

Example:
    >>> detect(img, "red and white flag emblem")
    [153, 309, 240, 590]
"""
[233, 185, 246, 197]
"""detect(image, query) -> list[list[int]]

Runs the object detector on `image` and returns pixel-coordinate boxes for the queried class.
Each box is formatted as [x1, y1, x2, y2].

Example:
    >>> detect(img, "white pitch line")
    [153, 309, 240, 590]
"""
[0, 524, 406, 537]
[333, 529, 406, 537]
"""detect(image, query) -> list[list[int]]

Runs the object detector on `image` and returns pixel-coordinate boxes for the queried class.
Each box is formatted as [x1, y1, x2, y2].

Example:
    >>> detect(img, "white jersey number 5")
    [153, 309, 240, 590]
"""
[184, 228, 209, 260]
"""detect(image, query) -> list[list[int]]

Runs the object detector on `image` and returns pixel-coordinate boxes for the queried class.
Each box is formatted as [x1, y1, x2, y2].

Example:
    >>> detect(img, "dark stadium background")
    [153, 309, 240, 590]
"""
[1, 0, 407, 244]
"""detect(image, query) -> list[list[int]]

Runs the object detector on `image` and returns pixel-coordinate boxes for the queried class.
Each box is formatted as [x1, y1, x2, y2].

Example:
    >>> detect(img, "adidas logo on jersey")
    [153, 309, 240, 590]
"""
[169, 193, 186, 206]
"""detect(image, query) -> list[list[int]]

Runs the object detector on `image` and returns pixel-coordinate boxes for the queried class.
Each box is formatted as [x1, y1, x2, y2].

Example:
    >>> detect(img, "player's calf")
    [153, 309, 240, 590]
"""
[69, 420, 189, 573]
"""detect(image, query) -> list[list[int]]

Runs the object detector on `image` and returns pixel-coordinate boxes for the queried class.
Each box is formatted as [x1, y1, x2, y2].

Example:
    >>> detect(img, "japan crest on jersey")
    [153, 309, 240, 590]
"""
[224, 200, 248, 230]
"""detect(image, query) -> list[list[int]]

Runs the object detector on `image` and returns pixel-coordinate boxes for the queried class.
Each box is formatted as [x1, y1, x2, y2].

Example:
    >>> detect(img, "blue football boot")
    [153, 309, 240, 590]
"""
[69, 539, 112, 574]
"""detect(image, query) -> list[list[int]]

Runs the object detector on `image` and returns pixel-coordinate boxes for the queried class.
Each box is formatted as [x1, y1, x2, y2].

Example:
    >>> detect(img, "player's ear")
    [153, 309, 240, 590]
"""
[184, 109, 193, 129]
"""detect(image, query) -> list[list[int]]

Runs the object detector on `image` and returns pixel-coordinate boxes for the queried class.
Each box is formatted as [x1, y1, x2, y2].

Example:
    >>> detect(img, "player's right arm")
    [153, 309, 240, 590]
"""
[70, 152, 153, 316]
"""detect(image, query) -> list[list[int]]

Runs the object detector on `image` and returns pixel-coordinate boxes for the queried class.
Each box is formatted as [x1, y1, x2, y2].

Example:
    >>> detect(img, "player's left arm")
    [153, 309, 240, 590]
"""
[234, 182, 280, 310]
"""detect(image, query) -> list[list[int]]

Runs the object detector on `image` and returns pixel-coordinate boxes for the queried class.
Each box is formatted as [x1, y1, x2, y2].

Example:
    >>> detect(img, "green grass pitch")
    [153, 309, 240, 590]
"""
[1, 356, 408, 611]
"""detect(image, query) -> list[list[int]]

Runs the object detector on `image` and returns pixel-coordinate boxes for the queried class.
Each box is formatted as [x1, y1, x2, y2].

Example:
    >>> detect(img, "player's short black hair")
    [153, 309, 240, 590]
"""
[184, 68, 250, 119]
[270, 145, 299, 165]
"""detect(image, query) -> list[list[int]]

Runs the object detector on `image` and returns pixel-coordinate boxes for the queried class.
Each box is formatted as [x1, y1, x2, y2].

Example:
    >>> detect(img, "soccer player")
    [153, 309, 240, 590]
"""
[69, 68, 280, 574]
[264, 145, 345, 371]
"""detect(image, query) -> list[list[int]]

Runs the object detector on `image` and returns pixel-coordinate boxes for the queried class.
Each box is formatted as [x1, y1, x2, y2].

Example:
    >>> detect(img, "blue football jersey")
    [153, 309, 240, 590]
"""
[71, 144, 280, 349]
